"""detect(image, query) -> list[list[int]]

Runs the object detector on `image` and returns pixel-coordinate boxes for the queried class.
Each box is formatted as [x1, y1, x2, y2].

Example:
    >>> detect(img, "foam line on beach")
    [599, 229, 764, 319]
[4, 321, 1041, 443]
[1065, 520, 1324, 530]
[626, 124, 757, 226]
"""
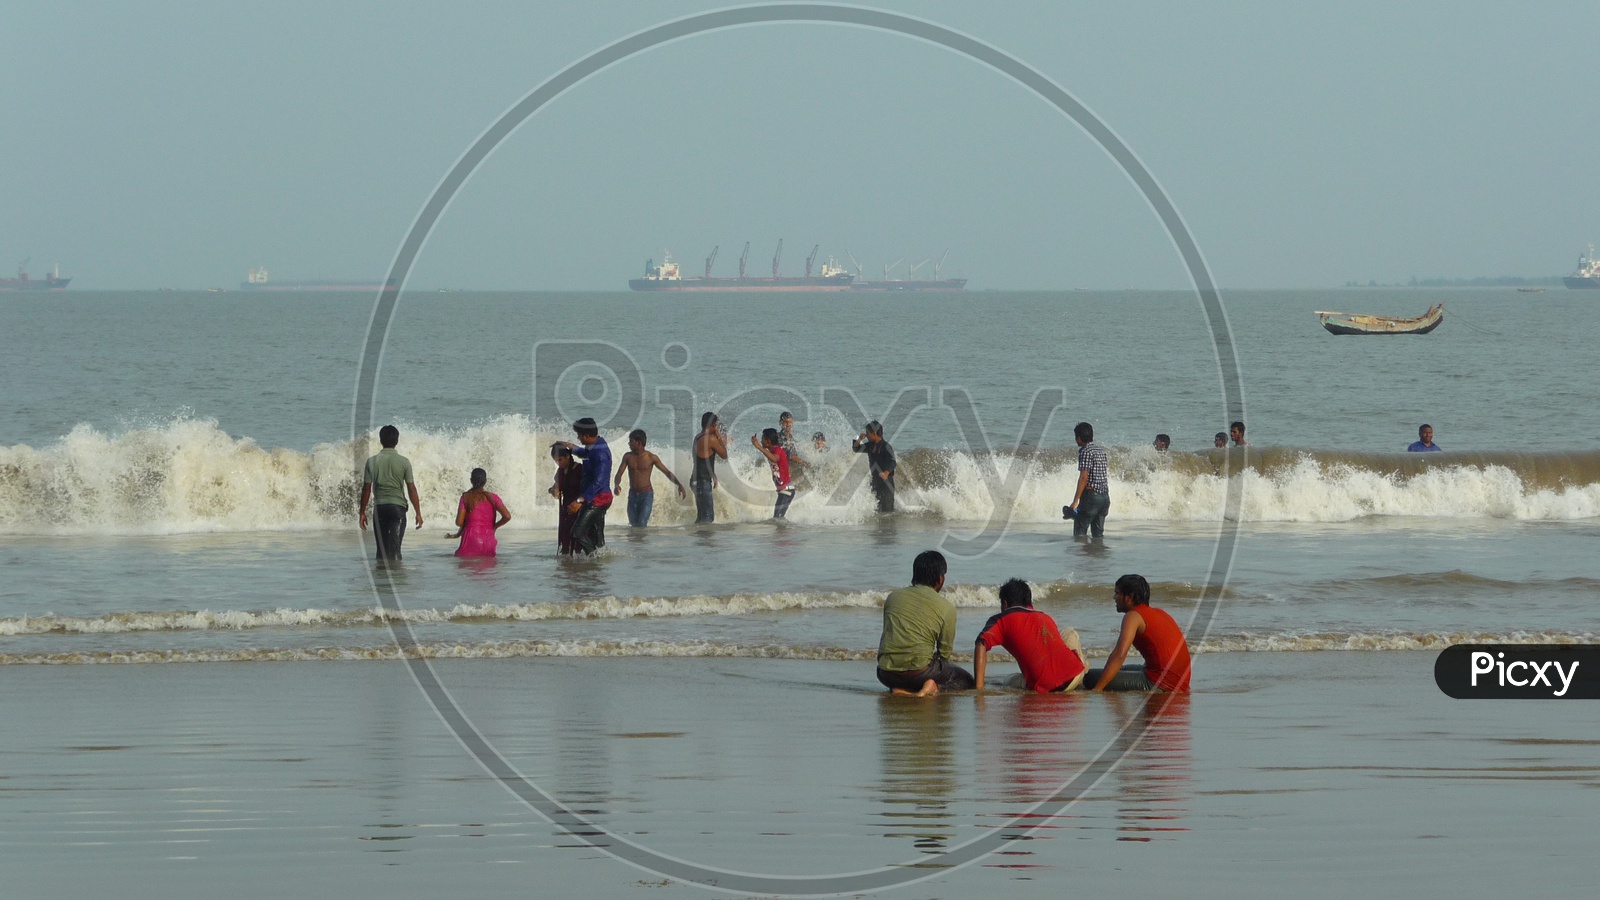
[3, 578, 1231, 636]
[3, 417, 1598, 534]
[3, 630, 1596, 665]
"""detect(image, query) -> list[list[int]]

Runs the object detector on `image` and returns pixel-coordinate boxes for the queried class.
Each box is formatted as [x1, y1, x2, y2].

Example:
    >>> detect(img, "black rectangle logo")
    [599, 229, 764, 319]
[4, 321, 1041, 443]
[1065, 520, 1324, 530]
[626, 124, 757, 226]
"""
[1435, 645, 1599, 699]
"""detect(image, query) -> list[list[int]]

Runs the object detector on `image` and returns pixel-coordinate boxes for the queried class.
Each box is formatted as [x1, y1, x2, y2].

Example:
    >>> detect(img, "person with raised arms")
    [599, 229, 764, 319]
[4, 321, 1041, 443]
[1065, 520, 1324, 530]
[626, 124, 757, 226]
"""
[691, 412, 728, 524]
[750, 427, 797, 519]
[1087, 574, 1191, 692]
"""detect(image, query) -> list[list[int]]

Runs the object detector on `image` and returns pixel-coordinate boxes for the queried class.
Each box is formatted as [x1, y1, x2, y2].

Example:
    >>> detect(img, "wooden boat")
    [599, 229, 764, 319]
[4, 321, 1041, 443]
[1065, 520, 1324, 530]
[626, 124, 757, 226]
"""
[1516, 287, 1546, 293]
[1314, 303, 1445, 335]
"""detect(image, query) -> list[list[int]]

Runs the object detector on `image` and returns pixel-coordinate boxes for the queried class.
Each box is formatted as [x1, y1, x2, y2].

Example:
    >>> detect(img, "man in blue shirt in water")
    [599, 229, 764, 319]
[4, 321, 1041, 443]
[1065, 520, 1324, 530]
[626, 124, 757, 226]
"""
[556, 417, 613, 554]
[1408, 424, 1442, 452]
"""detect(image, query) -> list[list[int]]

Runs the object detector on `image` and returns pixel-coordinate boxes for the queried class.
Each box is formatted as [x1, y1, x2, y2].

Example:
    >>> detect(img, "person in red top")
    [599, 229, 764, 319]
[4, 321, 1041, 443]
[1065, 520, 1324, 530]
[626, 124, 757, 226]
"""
[750, 428, 796, 519]
[973, 579, 1088, 692]
[1087, 573, 1191, 692]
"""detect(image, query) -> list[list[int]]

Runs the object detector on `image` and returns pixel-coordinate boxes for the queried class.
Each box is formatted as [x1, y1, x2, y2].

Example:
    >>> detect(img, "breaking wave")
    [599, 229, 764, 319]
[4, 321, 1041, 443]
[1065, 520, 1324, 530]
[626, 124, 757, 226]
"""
[1, 417, 1596, 534]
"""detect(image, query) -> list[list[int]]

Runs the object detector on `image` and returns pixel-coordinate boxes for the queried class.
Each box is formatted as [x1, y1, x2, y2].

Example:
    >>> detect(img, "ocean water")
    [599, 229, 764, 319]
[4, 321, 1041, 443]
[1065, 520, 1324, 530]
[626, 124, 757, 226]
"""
[2, 288, 1596, 895]
[1, 288, 1595, 662]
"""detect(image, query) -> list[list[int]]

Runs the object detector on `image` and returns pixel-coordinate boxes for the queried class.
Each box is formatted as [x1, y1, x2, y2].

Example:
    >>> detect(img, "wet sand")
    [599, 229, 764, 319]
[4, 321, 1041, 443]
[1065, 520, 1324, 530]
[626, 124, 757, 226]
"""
[6, 651, 1596, 899]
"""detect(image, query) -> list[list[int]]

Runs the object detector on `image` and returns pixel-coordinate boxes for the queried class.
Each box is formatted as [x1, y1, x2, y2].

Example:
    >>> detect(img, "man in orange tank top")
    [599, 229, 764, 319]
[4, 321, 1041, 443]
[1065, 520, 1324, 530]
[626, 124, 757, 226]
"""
[1086, 574, 1191, 692]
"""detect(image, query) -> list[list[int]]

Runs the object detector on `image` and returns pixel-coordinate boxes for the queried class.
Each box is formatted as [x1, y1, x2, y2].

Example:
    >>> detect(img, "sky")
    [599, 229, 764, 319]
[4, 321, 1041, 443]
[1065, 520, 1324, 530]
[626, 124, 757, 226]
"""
[3, 0, 1597, 290]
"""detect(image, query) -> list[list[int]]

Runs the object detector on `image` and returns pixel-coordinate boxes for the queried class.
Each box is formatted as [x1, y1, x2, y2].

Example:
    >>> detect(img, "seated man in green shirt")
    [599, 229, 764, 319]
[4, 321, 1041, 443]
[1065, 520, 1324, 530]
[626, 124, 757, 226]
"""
[876, 550, 976, 696]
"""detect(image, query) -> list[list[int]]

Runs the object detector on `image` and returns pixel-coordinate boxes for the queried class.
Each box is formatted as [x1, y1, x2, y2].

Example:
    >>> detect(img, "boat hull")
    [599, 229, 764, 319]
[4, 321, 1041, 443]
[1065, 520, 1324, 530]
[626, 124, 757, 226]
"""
[1563, 276, 1600, 289]
[1316, 303, 1445, 335]
[0, 277, 70, 291]
[629, 276, 854, 292]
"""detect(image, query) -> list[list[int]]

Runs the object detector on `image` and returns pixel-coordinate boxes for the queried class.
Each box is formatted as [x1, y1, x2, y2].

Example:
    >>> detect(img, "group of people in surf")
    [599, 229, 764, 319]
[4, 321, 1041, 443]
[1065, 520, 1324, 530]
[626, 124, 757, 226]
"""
[877, 550, 1192, 696]
[360, 424, 1193, 694]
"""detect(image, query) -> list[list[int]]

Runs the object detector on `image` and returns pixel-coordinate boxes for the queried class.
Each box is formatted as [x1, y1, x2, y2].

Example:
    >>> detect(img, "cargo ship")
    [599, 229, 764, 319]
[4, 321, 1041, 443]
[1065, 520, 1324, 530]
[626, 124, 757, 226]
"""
[845, 250, 966, 291]
[239, 267, 396, 292]
[0, 260, 70, 291]
[629, 242, 854, 291]
[1563, 245, 1599, 289]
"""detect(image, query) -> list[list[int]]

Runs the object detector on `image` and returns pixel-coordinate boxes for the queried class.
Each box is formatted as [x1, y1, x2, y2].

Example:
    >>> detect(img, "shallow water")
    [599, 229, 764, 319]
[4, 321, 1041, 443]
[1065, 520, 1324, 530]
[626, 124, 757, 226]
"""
[2, 287, 1595, 895]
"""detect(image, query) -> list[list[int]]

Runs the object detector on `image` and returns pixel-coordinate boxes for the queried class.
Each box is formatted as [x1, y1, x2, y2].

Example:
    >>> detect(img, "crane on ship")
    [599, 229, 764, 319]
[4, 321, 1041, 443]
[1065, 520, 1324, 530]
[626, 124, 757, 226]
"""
[845, 250, 864, 279]
[772, 239, 783, 278]
[704, 246, 718, 279]
[882, 257, 905, 282]
[738, 242, 750, 278]
[933, 250, 950, 280]
[908, 258, 932, 279]
[805, 244, 820, 278]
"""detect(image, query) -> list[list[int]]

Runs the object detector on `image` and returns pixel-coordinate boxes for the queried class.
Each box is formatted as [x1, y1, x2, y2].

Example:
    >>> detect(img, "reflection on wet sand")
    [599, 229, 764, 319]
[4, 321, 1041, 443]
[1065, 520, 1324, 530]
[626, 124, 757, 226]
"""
[972, 691, 1089, 869]
[1104, 691, 1192, 841]
[876, 695, 957, 853]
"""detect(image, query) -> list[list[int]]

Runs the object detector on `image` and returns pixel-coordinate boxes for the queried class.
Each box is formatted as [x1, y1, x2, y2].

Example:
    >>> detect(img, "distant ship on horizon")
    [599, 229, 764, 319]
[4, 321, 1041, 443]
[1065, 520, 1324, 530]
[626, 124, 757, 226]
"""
[845, 250, 966, 292]
[0, 259, 70, 291]
[1563, 245, 1599, 289]
[629, 242, 854, 291]
[239, 267, 396, 292]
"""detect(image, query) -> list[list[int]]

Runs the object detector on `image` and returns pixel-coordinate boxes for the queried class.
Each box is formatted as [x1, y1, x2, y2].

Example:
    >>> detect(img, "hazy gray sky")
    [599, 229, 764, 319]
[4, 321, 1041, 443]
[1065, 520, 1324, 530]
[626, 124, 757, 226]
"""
[4, 1, 1597, 289]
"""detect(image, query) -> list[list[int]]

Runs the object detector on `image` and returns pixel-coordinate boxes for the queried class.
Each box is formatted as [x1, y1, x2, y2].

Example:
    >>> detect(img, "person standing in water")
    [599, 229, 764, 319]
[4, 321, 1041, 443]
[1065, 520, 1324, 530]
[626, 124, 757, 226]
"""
[750, 427, 796, 519]
[358, 424, 423, 562]
[613, 429, 685, 527]
[691, 412, 728, 524]
[1229, 421, 1249, 447]
[1065, 421, 1110, 540]
[554, 418, 612, 555]
[852, 421, 897, 513]
[777, 411, 811, 485]
[1408, 424, 1442, 452]
[448, 467, 510, 557]
[547, 444, 584, 555]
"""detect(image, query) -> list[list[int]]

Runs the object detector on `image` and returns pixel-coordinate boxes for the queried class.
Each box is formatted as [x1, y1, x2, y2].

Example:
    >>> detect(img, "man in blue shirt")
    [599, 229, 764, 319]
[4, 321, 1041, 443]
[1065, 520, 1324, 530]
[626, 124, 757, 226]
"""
[556, 417, 613, 554]
[1408, 424, 1442, 452]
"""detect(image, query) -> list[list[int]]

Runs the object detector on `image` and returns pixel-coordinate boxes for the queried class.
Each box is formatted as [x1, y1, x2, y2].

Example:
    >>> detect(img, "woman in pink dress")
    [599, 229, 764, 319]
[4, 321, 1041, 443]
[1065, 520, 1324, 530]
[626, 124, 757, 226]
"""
[449, 468, 511, 557]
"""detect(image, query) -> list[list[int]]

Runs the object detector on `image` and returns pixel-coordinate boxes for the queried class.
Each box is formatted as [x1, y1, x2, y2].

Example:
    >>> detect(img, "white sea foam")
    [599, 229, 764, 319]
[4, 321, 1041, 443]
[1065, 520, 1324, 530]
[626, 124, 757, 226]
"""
[1, 418, 1596, 534]
[0, 582, 1050, 636]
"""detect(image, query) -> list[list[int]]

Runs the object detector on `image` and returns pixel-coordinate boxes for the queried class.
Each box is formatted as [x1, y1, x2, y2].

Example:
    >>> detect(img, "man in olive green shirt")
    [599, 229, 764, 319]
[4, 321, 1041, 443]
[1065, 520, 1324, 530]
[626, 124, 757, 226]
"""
[876, 550, 975, 695]
[359, 424, 423, 561]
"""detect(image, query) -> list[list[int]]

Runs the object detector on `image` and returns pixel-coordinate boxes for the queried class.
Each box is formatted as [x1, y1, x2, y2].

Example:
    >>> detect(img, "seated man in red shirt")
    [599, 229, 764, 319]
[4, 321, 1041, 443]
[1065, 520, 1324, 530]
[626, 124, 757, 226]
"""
[973, 579, 1087, 693]
[1087, 573, 1192, 692]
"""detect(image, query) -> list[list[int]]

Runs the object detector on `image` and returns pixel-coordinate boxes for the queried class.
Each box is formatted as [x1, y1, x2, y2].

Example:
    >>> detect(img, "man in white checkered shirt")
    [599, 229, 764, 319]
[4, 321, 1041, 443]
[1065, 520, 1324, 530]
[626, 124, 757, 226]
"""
[1066, 421, 1110, 539]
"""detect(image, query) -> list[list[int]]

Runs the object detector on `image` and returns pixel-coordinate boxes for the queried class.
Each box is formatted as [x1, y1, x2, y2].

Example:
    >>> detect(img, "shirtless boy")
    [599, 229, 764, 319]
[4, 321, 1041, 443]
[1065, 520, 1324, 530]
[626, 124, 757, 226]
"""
[612, 429, 685, 527]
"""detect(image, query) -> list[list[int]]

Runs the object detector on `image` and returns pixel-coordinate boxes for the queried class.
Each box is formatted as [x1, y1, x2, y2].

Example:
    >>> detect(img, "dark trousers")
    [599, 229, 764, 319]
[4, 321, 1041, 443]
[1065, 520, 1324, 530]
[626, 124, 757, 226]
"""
[877, 656, 975, 692]
[572, 503, 608, 555]
[1084, 665, 1157, 691]
[774, 489, 795, 519]
[1074, 490, 1109, 539]
[692, 480, 715, 524]
[374, 503, 407, 560]
[871, 473, 896, 512]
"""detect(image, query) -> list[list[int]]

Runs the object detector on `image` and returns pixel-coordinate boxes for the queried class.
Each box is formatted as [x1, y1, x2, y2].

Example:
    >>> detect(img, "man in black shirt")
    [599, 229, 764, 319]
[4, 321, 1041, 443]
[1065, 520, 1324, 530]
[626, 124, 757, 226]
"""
[852, 420, 897, 512]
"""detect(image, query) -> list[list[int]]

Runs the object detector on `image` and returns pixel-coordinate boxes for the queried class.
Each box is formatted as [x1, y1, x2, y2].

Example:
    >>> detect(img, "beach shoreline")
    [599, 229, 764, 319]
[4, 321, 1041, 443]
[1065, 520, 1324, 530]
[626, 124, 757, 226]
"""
[7, 651, 1595, 898]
